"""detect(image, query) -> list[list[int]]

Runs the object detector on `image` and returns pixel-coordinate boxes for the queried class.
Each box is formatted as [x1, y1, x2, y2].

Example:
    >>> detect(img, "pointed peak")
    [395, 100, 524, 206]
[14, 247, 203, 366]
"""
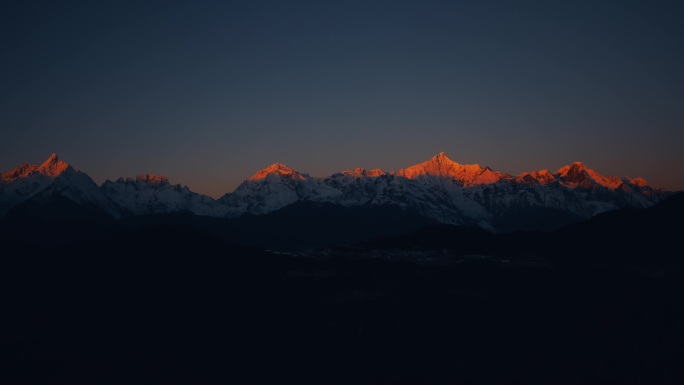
[263, 162, 295, 172]
[37, 153, 70, 176]
[248, 162, 304, 181]
[431, 151, 454, 163]
[424, 152, 481, 169]
[1, 153, 71, 181]
[557, 161, 589, 175]
[40, 152, 67, 166]
[38, 153, 69, 176]
[396, 152, 496, 185]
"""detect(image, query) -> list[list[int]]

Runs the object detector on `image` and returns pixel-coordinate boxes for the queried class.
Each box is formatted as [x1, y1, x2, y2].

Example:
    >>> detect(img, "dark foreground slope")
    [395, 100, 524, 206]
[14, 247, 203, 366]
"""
[0, 195, 683, 384]
[1, 201, 437, 251]
[121, 201, 438, 251]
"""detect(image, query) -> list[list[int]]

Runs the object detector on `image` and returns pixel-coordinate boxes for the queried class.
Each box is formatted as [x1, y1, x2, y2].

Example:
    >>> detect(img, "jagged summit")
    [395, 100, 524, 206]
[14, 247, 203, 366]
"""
[0, 153, 122, 219]
[396, 152, 507, 185]
[248, 163, 305, 181]
[102, 173, 227, 217]
[556, 161, 623, 189]
[131, 174, 169, 184]
[1, 153, 70, 181]
[556, 161, 589, 175]
[38, 153, 70, 176]
[430, 152, 465, 166]
[398, 152, 478, 176]
[515, 169, 556, 185]
[340, 168, 386, 177]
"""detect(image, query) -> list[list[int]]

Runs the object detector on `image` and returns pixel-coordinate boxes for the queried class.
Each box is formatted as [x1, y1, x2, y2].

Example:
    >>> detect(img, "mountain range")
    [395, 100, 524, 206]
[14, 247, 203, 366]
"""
[0, 152, 668, 232]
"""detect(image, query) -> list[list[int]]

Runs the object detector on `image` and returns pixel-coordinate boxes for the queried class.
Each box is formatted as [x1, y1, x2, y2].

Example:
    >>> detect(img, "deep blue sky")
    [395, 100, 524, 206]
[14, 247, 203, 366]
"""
[1, 0, 683, 197]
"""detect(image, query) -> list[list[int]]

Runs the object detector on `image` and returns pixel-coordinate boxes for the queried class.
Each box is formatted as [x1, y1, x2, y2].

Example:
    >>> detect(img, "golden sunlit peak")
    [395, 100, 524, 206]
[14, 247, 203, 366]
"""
[248, 162, 304, 181]
[37, 153, 70, 176]
[432, 151, 451, 162]
[2, 153, 70, 181]
[515, 170, 556, 185]
[556, 161, 624, 189]
[398, 152, 485, 180]
[557, 161, 587, 175]
[427, 152, 481, 169]
[45, 153, 59, 162]
[263, 163, 293, 171]
[630, 177, 649, 187]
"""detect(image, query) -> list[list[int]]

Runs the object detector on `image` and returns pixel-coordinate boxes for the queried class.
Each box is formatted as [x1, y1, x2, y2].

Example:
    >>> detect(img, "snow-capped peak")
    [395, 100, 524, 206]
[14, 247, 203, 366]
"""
[248, 163, 306, 181]
[629, 177, 649, 188]
[396, 152, 507, 185]
[556, 162, 623, 189]
[1, 163, 37, 181]
[515, 169, 556, 185]
[397, 152, 480, 177]
[1, 153, 71, 181]
[38, 153, 70, 176]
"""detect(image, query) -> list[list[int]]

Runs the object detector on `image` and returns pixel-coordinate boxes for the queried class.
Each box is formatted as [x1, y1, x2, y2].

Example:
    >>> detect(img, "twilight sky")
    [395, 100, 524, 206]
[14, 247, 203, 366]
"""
[1, 0, 683, 197]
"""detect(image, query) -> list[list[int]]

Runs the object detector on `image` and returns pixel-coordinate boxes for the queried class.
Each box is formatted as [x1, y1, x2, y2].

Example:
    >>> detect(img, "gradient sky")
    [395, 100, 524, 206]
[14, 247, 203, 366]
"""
[1, 0, 683, 197]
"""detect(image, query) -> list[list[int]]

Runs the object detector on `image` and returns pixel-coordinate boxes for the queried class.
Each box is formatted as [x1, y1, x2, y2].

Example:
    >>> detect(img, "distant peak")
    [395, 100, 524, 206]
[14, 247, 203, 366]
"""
[557, 161, 588, 175]
[263, 163, 294, 172]
[40, 153, 66, 167]
[248, 162, 304, 181]
[630, 177, 649, 188]
[38, 153, 70, 176]
[1, 153, 71, 181]
[134, 174, 169, 184]
[556, 162, 624, 189]
[431, 151, 452, 163]
[426, 152, 480, 169]
[515, 169, 556, 185]
[395, 152, 500, 185]
[342, 168, 386, 177]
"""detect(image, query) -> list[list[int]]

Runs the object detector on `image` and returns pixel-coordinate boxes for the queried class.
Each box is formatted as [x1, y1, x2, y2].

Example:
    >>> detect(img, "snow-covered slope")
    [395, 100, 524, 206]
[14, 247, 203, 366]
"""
[395, 152, 509, 186]
[0, 154, 121, 218]
[219, 152, 667, 231]
[0, 152, 669, 231]
[102, 175, 230, 217]
[219, 163, 340, 215]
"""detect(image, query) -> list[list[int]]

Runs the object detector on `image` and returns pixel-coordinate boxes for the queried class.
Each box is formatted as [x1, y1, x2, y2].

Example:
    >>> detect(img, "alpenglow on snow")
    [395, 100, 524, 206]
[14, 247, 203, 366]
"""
[0, 152, 667, 231]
